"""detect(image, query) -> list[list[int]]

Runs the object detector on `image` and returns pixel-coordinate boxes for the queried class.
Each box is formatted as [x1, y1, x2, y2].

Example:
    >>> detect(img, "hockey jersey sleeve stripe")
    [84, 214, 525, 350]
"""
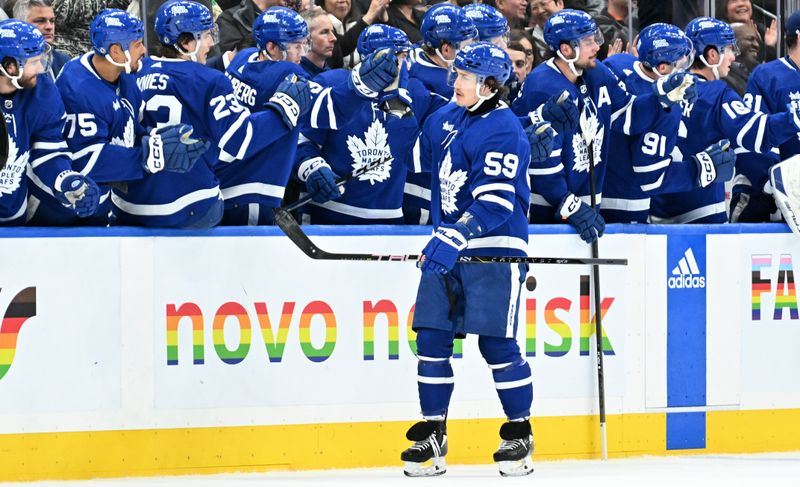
[218, 111, 252, 162]
[30, 151, 70, 169]
[735, 112, 764, 150]
[220, 182, 286, 200]
[111, 187, 222, 216]
[478, 194, 514, 212]
[466, 235, 528, 253]
[32, 141, 68, 150]
[753, 113, 767, 153]
[611, 95, 635, 134]
[550, 149, 562, 158]
[601, 197, 650, 211]
[314, 199, 404, 219]
[529, 163, 564, 175]
[404, 182, 431, 201]
[310, 87, 338, 130]
[71, 143, 104, 175]
[412, 137, 421, 173]
[640, 173, 665, 192]
[26, 166, 56, 197]
[633, 157, 671, 173]
[472, 183, 515, 198]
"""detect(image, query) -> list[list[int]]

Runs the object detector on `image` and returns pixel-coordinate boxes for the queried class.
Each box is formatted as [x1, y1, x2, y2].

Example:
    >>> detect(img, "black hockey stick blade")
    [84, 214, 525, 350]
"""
[274, 208, 627, 266]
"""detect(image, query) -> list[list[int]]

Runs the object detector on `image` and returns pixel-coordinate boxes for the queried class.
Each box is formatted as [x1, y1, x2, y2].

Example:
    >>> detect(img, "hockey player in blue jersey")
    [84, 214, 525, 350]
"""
[401, 42, 556, 478]
[294, 25, 446, 224]
[512, 9, 696, 242]
[123, 0, 312, 228]
[650, 17, 800, 224]
[603, 51, 637, 82]
[0, 19, 99, 225]
[601, 23, 737, 223]
[29, 9, 209, 226]
[463, 4, 509, 49]
[730, 11, 800, 222]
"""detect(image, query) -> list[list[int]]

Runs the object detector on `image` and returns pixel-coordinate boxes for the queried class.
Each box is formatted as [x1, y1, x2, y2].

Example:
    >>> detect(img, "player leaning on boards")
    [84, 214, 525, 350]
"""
[28, 9, 210, 227]
[649, 17, 800, 224]
[401, 42, 556, 478]
[511, 9, 696, 243]
[0, 20, 100, 226]
[602, 23, 736, 224]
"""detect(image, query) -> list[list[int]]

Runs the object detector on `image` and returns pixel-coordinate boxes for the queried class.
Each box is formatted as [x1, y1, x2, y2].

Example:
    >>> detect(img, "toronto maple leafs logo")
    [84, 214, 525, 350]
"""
[572, 99, 604, 173]
[439, 149, 467, 215]
[346, 119, 392, 185]
[0, 136, 29, 196]
[110, 118, 135, 148]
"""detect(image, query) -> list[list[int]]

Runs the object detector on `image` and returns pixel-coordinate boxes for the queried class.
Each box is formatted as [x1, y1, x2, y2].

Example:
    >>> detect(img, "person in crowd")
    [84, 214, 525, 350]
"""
[13, 0, 69, 78]
[718, 0, 776, 62]
[217, 0, 286, 54]
[300, 6, 336, 76]
[51, 0, 128, 57]
[494, 0, 526, 29]
[724, 21, 761, 96]
[317, 0, 388, 68]
[385, 0, 423, 43]
[594, 0, 637, 60]
[528, 0, 562, 60]
[507, 40, 529, 102]
[509, 29, 541, 71]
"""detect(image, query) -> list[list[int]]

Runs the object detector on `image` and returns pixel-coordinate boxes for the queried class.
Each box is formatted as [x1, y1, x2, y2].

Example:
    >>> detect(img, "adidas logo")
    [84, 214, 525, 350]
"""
[667, 247, 705, 289]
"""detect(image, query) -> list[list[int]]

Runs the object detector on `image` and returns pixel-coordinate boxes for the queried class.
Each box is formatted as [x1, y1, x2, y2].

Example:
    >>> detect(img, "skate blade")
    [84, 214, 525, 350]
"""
[403, 457, 447, 477]
[498, 456, 534, 477]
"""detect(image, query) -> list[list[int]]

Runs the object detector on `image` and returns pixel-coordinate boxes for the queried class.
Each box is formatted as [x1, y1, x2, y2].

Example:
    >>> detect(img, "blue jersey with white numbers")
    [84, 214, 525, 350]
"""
[420, 101, 530, 257]
[225, 48, 308, 111]
[650, 76, 799, 223]
[512, 58, 662, 222]
[128, 57, 293, 226]
[603, 53, 636, 82]
[0, 75, 73, 224]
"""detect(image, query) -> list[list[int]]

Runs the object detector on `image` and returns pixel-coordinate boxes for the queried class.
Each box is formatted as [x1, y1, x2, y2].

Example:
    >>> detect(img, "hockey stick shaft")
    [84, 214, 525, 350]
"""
[283, 156, 394, 212]
[274, 208, 628, 265]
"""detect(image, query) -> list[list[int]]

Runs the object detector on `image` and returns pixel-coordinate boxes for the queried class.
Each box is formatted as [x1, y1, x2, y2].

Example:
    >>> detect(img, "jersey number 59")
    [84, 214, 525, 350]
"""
[484, 152, 519, 178]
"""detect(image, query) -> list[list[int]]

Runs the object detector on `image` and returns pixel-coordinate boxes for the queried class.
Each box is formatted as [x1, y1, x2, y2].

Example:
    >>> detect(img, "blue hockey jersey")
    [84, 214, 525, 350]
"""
[408, 48, 453, 99]
[650, 75, 800, 223]
[603, 53, 636, 83]
[420, 101, 531, 257]
[0, 74, 73, 225]
[512, 58, 662, 222]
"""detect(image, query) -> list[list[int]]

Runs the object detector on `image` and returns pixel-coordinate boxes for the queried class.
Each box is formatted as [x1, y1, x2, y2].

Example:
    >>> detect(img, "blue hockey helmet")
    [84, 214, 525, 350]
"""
[0, 19, 46, 64]
[685, 17, 738, 57]
[357, 24, 412, 57]
[90, 9, 144, 56]
[155, 0, 214, 46]
[421, 4, 478, 50]
[453, 41, 512, 85]
[253, 7, 309, 52]
[543, 9, 603, 52]
[463, 4, 508, 45]
[636, 23, 694, 73]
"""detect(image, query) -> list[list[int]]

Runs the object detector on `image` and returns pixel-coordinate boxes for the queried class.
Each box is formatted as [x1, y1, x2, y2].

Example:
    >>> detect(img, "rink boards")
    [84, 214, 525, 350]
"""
[0, 224, 799, 480]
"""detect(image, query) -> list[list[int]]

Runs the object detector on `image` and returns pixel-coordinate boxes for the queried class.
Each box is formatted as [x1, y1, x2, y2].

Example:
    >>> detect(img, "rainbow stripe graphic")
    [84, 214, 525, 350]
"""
[544, 297, 571, 357]
[166, 303, 204, 365]
[525, 298, 536, 357]
[773, 254, 798, 320]
[212, 302, 251, 365]
[406, 304, 462, 359]
[579, 275, 615, 356]
[751, 255, 771, 321]
[363, 300, 399, 360]
[254, 302, 294, 363]
[0, 287, 36, 381]
[299, 301, 337, 362]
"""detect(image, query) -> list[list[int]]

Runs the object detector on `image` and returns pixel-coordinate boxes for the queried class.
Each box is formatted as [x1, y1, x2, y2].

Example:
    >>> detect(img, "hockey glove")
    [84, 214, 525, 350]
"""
[298, 157, 343, 203]
[654, 72, 697, 108]
[419, 222, 469, 274]
[267, 74, 312, 129]
[54, 170, 100, 217]
[526, 122, 555, 163]
[529, 90, 578, 134]
[142, 124, 210, 174]
[557, 193, 605, 244]
[350, 48, 398, 99]
[693, 139, 735, 188]
[379, 60, 413, 118]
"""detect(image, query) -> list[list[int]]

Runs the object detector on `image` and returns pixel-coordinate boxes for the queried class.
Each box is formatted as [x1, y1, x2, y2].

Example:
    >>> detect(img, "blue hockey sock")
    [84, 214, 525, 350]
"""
[415, 328, 456, 419]
[479, 336, 533, 420]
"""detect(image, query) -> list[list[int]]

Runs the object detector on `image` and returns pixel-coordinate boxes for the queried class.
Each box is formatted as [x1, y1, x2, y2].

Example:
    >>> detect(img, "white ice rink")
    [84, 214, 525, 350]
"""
[3, 452, 799, 487]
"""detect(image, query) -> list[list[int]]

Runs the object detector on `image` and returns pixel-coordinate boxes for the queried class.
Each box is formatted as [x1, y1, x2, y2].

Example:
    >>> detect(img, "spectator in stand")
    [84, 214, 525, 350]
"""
[316, 0, 388, 68]
[528, 0, 562, 60]
[724, 22, 761, 95]
[217, 0, 286, 54]
[51, 0, 128, 57]
[386, 0, 423, 43]
[300, 6, 335, 76]
[595, 0, 637, 60]
[495, 0, 526, 29]
[509, 28, 541, 70]
[13, 0, 70, 78]
[507, 40, 530, 101]
[717, 0, 777, 63]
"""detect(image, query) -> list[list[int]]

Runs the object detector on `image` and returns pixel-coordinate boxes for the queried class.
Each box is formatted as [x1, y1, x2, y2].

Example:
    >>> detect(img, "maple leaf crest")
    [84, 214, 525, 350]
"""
[571, 121, 604, 174]
[346, 119, 392, 185]
[439, 149, 467, 215]
[0, 135, 29, 196]
[110, 117, 135, 148]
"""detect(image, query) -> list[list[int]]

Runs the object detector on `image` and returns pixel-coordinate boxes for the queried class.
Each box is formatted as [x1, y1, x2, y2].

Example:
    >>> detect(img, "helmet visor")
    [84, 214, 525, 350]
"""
[576, 29, 604, 49]
[285, 38, 311, 57]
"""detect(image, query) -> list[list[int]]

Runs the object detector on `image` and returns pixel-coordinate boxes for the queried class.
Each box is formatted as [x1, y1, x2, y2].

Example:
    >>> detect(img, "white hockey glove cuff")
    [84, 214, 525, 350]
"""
[558, 193, 583, 219]
[144, 129, 166, 174]
[54, 170, 88, 204]
[298, 157, 331, 182]
[694, 151, 717, 188]
[434, 225, 469, 251]
[269, 91, 301, 128]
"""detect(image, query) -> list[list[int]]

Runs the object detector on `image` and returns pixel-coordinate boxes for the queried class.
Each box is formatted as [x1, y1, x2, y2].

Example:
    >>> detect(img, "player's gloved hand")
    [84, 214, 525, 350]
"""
[379, 59, 414, 118]
[298, 157, 343, 203]
[693, 139, 735, 187]
[268, 74, 312, 129]
[557, 193, 605, 244]
[654, 71, 697, 108]
[350, 48, 398, 98]
[142, 123, 210, 174]
[526, 122, 556, 162]
[54, 170, 100, 217]
[419, 222, 469, 274]
[529, 90, 578, 134]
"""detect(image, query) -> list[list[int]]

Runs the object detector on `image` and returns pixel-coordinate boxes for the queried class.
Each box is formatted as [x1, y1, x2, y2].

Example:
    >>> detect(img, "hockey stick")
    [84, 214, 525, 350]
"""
[273, 207, 628, 265]
[578, 82, 608, 461]
[281, 155, 394, 213]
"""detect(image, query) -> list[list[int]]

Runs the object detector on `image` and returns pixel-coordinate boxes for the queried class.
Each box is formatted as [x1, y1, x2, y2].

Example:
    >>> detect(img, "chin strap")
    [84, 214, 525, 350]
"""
[434, 47, 454, 67]
[556, 44, 583, 77]
[105, 50, 135, 74]
[175, 37, 203, 63]
[467, 82, 496, 112]
[699, 53, 722, 80]
[0, 62, 24, 90]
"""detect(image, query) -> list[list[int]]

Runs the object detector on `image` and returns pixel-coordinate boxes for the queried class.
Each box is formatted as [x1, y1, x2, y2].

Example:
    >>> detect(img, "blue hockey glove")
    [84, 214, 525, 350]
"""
[298, 157, 343, 203]
[350, 48, 398, 99]
[142, 123, 210, 174]
[54, 170, 100, 217]
[557, 193, 605, 244]
[379, 60, 413, 118]
[419, 223, 469, 274]
[693, 139, 735, 188]
[654, 72, 697, 108]
[529, 90, 578, 134]
[267, 74, 312, 129]
[526, 121, 555, 163]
